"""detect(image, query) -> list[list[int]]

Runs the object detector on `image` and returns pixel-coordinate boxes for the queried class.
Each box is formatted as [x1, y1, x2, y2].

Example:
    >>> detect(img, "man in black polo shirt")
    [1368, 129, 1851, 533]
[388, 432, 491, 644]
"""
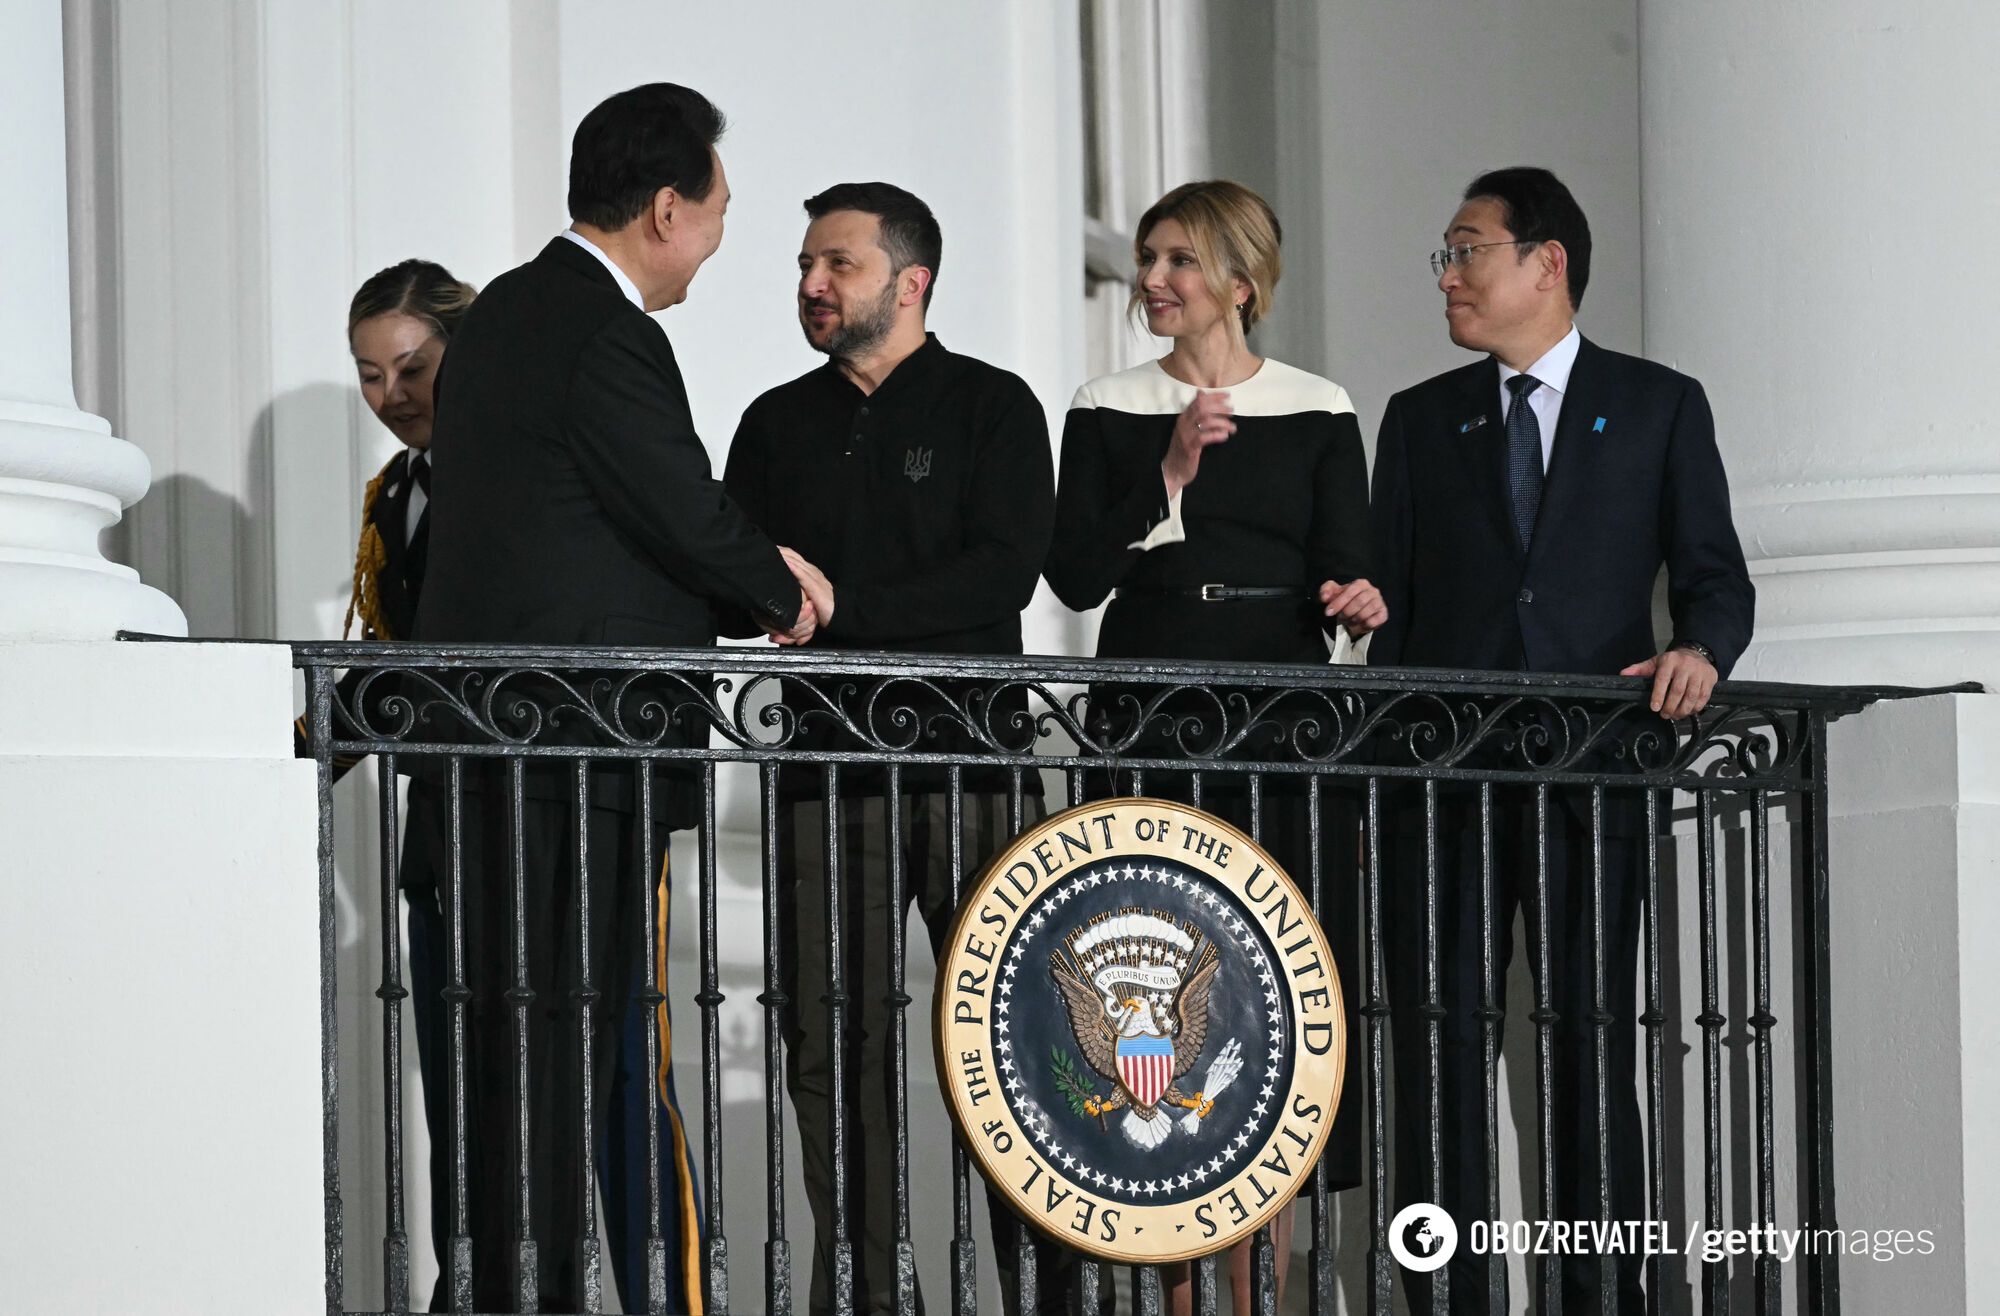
[724, 182, 1071, 1315]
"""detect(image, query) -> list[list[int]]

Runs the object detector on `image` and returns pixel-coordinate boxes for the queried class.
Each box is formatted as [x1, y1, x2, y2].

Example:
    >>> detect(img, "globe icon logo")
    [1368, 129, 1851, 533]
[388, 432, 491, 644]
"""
[1389, 1203, 1458, 1272]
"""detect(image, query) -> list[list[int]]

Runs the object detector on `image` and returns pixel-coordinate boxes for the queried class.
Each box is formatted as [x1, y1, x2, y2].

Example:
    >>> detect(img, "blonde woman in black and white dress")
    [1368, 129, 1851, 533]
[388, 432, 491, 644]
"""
[1046, 179, 1383, 1316]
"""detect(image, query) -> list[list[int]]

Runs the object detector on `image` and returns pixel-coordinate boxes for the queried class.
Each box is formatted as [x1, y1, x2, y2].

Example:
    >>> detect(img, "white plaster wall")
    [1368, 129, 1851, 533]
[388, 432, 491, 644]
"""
[1281, 0, 1643, 450]
[1639, 1, 2000, 690]
[0, 642, 320, 1315]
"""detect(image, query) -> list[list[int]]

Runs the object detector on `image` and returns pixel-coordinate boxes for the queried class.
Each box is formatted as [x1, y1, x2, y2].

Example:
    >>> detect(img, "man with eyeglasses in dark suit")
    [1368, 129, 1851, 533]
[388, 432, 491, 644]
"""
[1368, 166, 1755, 1313]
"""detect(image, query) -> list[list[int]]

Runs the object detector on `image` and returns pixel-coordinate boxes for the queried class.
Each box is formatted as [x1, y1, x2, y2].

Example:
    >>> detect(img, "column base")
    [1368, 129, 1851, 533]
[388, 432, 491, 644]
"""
[0, 401, 186, 639]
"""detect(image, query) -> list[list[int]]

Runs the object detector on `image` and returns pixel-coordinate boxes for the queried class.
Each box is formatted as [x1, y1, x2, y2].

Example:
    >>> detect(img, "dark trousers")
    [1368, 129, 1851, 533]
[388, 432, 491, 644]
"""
[596, 924, 707, 1316]
[403, 777, 666, 1313]
[1384, 794, 1647, 1313]
[779, 790, 1110, 1316]
[407, 806, 707, 1312]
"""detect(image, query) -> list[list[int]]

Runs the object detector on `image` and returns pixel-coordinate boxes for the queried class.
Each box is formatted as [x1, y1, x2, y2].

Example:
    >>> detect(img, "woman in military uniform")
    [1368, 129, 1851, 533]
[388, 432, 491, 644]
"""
[299, 259, 472, 1304]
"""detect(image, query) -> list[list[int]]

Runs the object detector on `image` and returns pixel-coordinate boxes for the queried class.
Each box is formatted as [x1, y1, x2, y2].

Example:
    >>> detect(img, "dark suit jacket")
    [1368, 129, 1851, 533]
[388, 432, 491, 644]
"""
[416, 236, 797, 647]
[413, 236, 799, 819]
[1369, 335, 1752, 678]
[1368, 337, 1754, 834]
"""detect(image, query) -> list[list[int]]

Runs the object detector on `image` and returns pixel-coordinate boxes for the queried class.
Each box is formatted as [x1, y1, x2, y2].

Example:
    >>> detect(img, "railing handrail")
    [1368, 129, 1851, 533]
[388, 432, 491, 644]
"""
[120, 630, 1982, 713]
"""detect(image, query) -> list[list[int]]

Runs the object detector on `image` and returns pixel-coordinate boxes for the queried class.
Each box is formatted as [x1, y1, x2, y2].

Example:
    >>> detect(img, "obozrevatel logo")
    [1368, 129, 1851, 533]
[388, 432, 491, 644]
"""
[1389, 1202, 1458, 1272]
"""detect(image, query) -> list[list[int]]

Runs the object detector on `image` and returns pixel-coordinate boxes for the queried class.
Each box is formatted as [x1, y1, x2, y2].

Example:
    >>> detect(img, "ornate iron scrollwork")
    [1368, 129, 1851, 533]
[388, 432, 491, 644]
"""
[304, 646, 1821, 790]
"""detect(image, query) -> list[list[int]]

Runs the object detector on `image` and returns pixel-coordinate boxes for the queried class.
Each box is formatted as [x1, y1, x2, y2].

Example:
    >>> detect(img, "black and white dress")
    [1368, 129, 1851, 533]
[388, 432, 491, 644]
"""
[1045, 356, 1370, 663]
[1046, 355, 1371, 1190]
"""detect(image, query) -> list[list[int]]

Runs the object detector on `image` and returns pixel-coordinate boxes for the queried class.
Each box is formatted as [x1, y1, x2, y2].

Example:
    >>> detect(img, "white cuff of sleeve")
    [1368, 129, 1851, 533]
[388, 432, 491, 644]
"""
[1127, 489, 1186, 551]
[1330, 627, 1369, 666]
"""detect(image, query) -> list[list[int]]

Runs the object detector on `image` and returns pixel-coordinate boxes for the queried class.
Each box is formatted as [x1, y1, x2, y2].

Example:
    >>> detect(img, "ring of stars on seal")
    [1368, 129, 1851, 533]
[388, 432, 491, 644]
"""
[935, 798, 1346, 1265]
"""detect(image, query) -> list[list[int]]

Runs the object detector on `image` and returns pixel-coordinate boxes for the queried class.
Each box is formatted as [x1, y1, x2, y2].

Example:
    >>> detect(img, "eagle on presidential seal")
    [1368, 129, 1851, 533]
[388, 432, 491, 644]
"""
[1049, 910, 1245, 1150]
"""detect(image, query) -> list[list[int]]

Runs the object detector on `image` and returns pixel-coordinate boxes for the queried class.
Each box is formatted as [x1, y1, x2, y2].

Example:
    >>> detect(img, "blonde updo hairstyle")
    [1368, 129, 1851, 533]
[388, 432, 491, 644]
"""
[347, 258, 478, 343]
[1129, 180, 1283, 339]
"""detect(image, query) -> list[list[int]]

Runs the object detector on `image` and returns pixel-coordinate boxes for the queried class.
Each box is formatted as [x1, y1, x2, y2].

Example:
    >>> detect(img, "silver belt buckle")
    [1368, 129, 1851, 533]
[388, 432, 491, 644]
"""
[1199, 583, 1224, 602]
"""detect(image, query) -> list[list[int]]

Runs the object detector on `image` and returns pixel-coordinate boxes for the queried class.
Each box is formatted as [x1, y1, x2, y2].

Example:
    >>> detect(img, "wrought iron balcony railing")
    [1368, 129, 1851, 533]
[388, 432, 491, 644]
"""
[273, 640, 1963, 1316]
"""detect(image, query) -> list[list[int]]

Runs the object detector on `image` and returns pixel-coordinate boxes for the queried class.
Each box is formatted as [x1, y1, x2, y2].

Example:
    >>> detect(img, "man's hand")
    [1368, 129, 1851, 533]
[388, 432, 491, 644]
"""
[778, 547, 835, 636]
[1162, 389, 1235, 497]
[1620, 645, 1718, 720]
[762, 591, 817, 646]
[1318, 577, 1388, 639]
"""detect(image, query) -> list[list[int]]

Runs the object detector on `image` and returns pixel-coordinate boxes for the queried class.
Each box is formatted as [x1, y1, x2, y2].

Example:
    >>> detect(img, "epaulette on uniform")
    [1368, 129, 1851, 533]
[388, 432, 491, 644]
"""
[342, 451, 402, 641]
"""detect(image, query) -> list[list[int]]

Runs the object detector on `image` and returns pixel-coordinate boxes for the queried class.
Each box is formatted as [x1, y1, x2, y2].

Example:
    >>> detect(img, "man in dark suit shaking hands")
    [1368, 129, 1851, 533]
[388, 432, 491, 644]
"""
[412, 83, 814, 1313]
[1369, 167, 1753, 1312]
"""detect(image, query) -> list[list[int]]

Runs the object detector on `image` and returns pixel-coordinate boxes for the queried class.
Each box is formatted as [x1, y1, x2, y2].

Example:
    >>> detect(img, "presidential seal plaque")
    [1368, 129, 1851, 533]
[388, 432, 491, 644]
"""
[934, 798, 1345, 1264]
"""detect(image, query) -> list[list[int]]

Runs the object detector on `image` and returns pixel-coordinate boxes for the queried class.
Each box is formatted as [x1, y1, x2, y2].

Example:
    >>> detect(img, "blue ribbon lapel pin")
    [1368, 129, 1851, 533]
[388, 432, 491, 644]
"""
[1459, 415, 1488, 434]
[1592, 416, 1608, 434]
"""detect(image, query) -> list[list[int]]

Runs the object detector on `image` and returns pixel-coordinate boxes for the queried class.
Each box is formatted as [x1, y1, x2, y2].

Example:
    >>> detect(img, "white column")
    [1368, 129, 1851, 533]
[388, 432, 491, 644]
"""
[1642, 8, 1997, 1309]
[0, 0, 182, 639]
[1639, 0, 1998, 690]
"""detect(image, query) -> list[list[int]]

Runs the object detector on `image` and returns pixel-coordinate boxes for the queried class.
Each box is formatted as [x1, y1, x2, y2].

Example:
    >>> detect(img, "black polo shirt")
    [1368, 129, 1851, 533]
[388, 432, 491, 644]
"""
[725, 333, 1055, 795]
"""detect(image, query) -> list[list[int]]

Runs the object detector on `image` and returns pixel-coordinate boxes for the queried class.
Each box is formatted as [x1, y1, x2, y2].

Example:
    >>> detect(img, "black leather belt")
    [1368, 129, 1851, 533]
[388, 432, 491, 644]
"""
[1115, 584, 1304, 602]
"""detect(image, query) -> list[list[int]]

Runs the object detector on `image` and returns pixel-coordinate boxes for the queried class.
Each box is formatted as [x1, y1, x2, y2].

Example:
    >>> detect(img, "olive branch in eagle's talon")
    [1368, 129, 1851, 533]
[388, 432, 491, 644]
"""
[1051, 1046, 1107, 1127]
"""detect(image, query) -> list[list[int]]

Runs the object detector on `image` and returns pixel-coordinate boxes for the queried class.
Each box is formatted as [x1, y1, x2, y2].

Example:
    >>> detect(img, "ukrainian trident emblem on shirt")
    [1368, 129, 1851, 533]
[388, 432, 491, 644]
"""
[936, 799, 1345, 1264]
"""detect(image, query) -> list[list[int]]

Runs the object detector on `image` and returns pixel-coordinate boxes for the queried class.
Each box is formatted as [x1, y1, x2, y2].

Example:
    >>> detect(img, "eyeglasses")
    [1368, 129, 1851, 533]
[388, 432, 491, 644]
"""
[1429, 240, 1535, 277]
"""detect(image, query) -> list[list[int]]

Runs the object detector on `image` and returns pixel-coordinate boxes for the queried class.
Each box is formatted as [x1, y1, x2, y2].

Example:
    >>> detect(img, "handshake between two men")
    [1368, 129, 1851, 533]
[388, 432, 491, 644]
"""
[762, 546, 834, 646]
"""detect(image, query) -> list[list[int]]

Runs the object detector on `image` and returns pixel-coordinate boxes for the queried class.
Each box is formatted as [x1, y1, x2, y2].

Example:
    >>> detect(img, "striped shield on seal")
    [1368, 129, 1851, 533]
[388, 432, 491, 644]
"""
[1115, 1032, 1175, 1108]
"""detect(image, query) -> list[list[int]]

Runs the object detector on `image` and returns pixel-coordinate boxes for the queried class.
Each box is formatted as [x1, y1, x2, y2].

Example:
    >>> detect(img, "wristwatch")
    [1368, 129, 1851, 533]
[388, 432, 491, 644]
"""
[1671, 638, 1717, 667]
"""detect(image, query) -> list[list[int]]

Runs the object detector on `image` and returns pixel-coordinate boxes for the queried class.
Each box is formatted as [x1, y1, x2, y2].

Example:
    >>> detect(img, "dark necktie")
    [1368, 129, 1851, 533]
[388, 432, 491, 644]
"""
[1504, 374, 1543, 550]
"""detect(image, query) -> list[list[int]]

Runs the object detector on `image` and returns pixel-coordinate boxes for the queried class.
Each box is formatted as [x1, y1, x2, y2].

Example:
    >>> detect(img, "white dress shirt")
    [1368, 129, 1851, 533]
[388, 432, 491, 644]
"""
[404, 449, 428, 544]
[1496, 323, 1581, 472]
[560, 228, 646, 311]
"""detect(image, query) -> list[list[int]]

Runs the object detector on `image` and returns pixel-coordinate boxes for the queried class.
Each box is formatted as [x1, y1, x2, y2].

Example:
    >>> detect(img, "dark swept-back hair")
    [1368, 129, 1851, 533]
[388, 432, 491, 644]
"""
[1463, 166, 1592, 310]
[568, 83, 727, 230]
[348, 259, 477, 341]
[803, 182, 943, 310]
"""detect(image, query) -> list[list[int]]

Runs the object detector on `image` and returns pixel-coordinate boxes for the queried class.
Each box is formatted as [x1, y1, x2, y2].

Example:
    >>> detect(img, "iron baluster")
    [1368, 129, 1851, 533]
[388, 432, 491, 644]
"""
[759, 763, 793, 1316]
[699, 762, 729, 1315]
